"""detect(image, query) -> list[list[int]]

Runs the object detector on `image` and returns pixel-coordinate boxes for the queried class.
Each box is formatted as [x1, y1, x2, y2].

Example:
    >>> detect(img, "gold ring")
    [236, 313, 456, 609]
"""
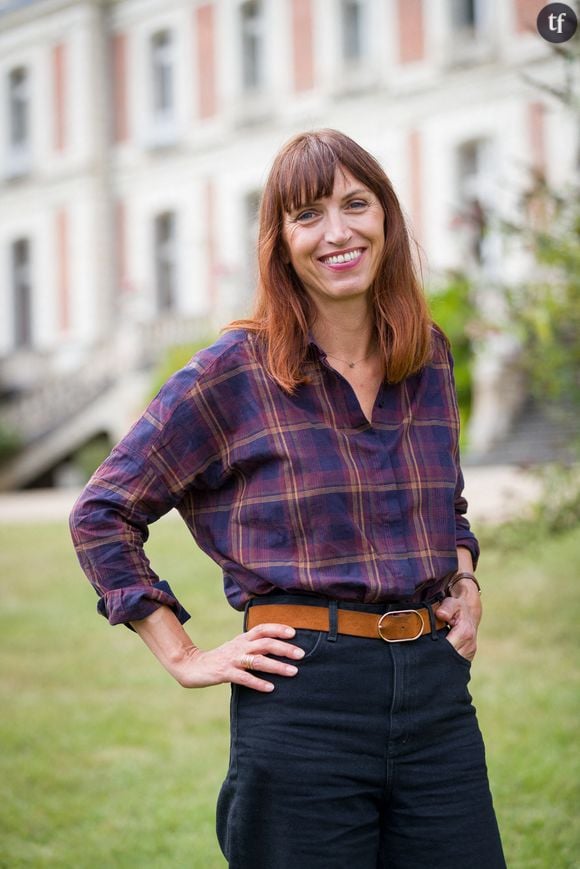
[240, 653, 256, 671]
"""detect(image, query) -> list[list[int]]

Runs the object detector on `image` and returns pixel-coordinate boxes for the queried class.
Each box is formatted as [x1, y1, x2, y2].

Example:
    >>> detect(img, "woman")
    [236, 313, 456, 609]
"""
[70, 129, 505, 868]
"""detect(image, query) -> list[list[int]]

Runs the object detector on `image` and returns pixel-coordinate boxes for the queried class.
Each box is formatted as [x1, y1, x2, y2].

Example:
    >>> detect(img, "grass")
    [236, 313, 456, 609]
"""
[0, 516, 579, 867]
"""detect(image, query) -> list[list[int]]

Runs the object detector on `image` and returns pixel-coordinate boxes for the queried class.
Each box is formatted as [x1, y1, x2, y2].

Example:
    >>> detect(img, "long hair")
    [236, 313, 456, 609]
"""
[226, 129, 433, 393]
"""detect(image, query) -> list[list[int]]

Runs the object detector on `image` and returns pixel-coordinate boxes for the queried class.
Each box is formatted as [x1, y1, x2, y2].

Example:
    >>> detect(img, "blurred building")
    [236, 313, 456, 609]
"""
[0, 0, 576, 488]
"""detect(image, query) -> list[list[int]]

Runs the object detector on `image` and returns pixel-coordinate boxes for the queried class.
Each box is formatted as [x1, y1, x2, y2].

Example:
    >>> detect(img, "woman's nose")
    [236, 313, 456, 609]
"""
[323, 210, 352, 246]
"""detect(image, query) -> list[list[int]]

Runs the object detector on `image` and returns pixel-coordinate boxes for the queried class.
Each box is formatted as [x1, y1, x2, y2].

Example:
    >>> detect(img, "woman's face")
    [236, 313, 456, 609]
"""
[281, 166, 385, 308]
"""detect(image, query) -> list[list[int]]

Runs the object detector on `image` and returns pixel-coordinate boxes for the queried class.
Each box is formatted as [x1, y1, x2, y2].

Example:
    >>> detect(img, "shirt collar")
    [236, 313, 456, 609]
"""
[307, 331, 327, 360]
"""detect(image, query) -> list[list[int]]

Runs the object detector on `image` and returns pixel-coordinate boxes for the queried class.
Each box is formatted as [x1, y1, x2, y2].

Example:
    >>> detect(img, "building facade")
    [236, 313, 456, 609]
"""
[0, 0, 576, 486]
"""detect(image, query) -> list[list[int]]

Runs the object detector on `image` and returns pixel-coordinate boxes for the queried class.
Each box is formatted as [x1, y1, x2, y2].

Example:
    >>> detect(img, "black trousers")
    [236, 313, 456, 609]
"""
[217, 594, 506, 869]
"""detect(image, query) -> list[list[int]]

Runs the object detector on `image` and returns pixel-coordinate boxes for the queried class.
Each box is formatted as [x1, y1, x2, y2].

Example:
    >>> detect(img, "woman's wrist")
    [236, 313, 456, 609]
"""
[444, 571, 483, 630]
[446, 571, 481, 596]
[131, 605, 201, 682]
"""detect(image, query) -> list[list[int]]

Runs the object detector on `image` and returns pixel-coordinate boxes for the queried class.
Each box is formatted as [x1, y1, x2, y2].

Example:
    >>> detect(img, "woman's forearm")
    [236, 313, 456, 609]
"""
[130, 605, 200, 684]
[456, 545, 474, 574]
[131, 605, 304, 692]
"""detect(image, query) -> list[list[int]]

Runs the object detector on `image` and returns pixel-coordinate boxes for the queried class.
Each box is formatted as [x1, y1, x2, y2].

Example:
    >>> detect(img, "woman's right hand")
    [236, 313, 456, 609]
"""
[131, 606, 305, 693]
[175, 623, 306, 692]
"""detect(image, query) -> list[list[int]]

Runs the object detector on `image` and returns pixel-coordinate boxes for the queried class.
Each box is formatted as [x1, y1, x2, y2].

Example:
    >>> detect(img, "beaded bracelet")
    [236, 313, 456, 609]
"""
[447, 571, 482, 595]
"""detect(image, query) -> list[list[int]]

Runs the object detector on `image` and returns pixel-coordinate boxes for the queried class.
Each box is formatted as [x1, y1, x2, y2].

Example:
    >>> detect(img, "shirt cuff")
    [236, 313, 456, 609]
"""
[96, 579, 191, 629]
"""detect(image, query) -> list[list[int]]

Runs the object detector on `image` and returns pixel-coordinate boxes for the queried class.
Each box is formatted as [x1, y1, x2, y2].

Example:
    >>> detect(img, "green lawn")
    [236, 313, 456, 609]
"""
[0, 517, 578, 867]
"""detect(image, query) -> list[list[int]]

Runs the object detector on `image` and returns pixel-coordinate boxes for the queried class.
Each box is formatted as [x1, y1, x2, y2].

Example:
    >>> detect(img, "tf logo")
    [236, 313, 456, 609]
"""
[537, 3, 578, 43]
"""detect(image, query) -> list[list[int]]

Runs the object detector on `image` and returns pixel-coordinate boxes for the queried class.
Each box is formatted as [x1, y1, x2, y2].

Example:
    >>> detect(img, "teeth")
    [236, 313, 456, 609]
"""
[322, 249, 362, 265]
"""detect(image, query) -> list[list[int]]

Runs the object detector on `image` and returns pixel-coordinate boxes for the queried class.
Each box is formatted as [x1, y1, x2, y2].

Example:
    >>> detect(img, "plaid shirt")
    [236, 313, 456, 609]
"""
[70, 327, 479, 626]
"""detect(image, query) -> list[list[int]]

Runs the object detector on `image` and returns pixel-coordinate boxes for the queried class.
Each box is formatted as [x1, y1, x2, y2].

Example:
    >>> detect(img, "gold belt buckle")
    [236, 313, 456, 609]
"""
[377, 609, 424, 643]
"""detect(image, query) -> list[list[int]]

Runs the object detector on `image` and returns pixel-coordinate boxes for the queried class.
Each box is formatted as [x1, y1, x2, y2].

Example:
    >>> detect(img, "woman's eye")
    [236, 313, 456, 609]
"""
[295, 209, 318, 222]
[347, 199, 368, 210]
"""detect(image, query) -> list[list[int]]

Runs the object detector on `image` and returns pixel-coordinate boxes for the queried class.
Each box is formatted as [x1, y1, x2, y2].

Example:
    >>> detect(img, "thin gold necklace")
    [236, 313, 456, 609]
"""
[324, 348, 377, 369]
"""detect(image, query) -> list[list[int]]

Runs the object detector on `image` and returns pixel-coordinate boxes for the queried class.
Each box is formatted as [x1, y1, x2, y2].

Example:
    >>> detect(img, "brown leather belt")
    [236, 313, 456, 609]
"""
[246, 603, 446, 643]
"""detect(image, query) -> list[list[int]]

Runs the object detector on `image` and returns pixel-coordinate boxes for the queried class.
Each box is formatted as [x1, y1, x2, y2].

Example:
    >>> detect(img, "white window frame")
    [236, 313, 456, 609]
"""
[11, 237, 33, 349]
[340, 0, 367, 66]
[445, 0, 494, 66]
[148, 28, 177, 146]
[453, 137, 496, 269]
[240, 0, 265, 93]
[6, 65, 32, 178]
[153, 210, 177, 312]
[321, 0, 377, 96]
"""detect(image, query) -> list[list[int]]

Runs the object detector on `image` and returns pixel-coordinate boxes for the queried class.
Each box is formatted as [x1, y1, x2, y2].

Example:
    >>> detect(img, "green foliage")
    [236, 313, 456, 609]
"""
[495, 36, 580, 410]
[429, 274, 474, 427]
[478, 464, 580, 554]
[71, 433, 113, 482]
[0, 423, 21, 466]
[502, 181, 580, 407]
[149, 336, 218, 400]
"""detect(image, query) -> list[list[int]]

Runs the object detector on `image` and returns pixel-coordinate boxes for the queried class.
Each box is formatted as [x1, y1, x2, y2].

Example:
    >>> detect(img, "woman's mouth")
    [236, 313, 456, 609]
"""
[319, 248, 365, 267]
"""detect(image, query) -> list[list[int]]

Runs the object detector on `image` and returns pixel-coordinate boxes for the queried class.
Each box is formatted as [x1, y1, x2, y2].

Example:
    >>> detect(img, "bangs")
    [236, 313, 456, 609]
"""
[276, 138, 341, 212]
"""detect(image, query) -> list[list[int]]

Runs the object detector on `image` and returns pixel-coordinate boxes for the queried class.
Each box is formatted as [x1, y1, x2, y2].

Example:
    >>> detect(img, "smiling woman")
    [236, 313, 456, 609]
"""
[70, 129, 506, 868]
[231, 128, 433, 394]
[281, 168, 385, 307]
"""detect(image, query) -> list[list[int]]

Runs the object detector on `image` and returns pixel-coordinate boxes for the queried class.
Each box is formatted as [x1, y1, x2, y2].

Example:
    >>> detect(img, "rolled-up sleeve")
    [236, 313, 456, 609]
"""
[69, 359, 224, 627]
[453, 464, 480, 568]
[443, 342, 480, 568]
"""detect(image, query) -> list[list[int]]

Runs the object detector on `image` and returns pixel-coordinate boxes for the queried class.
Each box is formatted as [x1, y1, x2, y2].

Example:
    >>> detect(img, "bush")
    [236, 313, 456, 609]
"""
[429, 274, 475, 428]
[149, 336, 218, 399]
[478, 463, 580, 553]
[0, 424, 21, 466]
[72, 434, 114, 482]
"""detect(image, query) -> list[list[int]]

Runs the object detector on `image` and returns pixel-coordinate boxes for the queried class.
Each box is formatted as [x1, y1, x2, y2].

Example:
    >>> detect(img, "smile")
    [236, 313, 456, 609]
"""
[319, 248, 364, 265]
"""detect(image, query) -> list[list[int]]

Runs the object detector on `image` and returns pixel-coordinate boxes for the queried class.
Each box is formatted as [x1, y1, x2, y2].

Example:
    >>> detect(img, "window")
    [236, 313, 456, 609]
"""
[457, 140, 480, 195]
[150, 30, 174, 120]
[240, 1, 264, 91]
[11, 238, 32, 348]
[9, 67, 29, 147]
[243, 190, 261, 305]
[450, 0, 476, 33]
[154, 212, 177, 311]
[7, 66, 31, 175]
[341, 0, 366, 64]
[455, 139, 489, 266]
[448, 0, 489, 46]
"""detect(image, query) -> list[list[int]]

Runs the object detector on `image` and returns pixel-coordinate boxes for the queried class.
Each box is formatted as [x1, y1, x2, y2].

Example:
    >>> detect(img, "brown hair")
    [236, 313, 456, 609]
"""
[226, 129, 432, 392]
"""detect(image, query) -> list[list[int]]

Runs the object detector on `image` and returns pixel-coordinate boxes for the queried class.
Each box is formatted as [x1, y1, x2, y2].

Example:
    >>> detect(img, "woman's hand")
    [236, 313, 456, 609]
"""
[436, 578, 482, 661]
[130, 606, 304, 693]
[174, 623, 305, 692]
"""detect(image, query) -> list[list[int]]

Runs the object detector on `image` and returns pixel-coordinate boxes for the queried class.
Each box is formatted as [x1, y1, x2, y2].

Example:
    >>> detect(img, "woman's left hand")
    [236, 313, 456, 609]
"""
[436, 578, 482, 661]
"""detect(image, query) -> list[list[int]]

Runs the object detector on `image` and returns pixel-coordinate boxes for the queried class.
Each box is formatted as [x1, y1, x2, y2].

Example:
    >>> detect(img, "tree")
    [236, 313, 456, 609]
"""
[505, 31, 579, 405]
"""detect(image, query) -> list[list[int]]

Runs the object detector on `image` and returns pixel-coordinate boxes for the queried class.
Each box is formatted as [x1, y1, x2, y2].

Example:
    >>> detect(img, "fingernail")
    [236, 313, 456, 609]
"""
[294, 648, 305, 658]
[284, 627, 295, 637]
[265, 683, 275, 692]
[286, 665, 298, 675]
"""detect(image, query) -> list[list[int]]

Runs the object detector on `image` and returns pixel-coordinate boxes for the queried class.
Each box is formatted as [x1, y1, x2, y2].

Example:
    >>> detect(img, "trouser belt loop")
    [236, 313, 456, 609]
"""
[243, 598, 253, 633]
[426, 601, 439, 641]
[327, 600, 338, 642]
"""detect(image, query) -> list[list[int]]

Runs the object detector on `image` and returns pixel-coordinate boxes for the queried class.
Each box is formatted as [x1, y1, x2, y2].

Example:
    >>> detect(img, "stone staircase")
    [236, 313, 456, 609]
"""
[465, 397, 580, 467]
[0, 315, 213, 490]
